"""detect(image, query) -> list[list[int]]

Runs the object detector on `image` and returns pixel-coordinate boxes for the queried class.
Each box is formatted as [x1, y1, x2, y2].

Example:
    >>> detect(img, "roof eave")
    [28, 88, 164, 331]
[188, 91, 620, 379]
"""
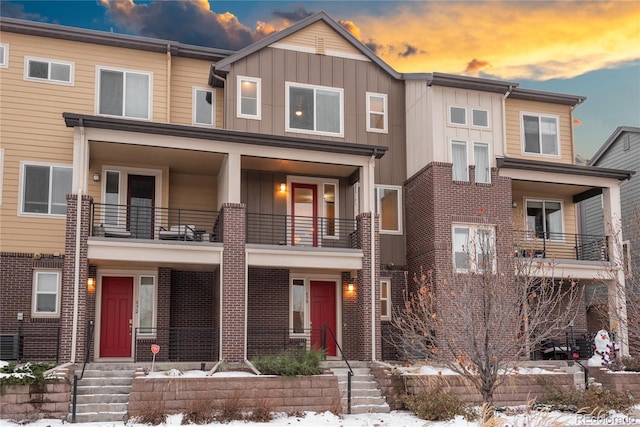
[497, 157, 633, 181]
[509, 88, 586, 106]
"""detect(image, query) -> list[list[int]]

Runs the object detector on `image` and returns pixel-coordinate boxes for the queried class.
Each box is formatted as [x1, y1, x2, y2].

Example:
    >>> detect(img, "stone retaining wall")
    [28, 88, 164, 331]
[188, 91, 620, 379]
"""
[0, 378, 71, 421]
[590, 368, 640, 395]
[128, 374, 341, 417]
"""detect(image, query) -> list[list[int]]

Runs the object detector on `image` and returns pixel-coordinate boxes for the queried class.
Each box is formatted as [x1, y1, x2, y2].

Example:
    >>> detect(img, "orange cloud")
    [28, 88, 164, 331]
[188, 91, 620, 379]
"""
[573, 119, 582, 126]
[465, 59, 491, 73]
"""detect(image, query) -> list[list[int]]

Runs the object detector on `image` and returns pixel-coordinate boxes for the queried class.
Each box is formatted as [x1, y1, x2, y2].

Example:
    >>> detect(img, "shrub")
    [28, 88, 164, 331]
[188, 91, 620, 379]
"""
[251, 349, 322, 376]
[244, 397, 273, 422]
[609, 356, 640, 372]
[400, 387, 477, 421]
[538, 379, 636, 414]
[0, 362, 58, 392]
[134, 400, 167, 425]
[215, 389, 244, 423]
[182, 399, 214, 425]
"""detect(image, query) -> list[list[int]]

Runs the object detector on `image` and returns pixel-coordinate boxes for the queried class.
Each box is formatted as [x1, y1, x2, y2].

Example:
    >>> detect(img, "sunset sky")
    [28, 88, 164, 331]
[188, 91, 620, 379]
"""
[2, 0, 639, 159]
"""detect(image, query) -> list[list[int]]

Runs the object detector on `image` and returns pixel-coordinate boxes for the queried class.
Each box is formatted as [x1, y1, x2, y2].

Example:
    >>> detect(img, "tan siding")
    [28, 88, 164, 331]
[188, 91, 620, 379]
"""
[170, 57, 218, 127]
[511, 189, 577, 236]
[505, 98, 574, 164]
[169, 173, 217, 211]
[277, 21, 364, 58]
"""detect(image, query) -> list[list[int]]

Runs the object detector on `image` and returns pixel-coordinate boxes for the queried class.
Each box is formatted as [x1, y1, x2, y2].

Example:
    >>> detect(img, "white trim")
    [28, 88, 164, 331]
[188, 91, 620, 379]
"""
[31, 269, 61, 318]
[18, 161, 72, 218]
[192, 86, 215, 127]
[269, 42, 372, 62]
[0, 148, 4, 205]
[88, 239, 223, 265]
[100, 164, 163, 213]
[95, 66, 153, 121]
[449, 105, 467, 126]
[269, 42, 316, 54]
[366, 92, 388, 133]
[520, 111, 561, 158]
[236, 76, 261, 120]
[374, 185, 403, 235]
[246, 245, 362, 270]
[380, 278, 391, 321]
[324, 48, 370, 62]
[285, 81, 344, 138]
[452, 223, 496, 273]
[0, 43, 8, 68]
[24, 56, 74, 85]
[523, 198, 565, 241]
[136, 275, 158, 339]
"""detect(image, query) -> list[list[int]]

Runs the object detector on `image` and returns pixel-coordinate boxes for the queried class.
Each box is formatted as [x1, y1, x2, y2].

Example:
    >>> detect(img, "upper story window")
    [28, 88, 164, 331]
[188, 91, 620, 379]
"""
[286, 82, 343, 137]
[32, 270, 61, 318]
[450, 106, 490, 128]
[237, 76, 261, 119]
[21, 163, 72, 216]
[450, 106, 466, 125]
[451, 140, 468, 181]
[474, 142, 491, 184]
[380, 279, 391, 320]
[97, 67, 151, 120]
[525, 199, 563, 241]
[193, 87, 214, 126]
[0, 43, 8, 68]
[472, 109, 489, 127]
[375, 185, 402, 234]
[522, 113, 559, 156]
[453, 224, 496, 272]
[366, 92, 388, 133]
[25, 57, 73, 85]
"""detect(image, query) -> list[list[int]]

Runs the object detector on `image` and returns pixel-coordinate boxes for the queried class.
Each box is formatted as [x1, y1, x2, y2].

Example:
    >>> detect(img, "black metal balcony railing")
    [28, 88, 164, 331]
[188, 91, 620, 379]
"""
[134, 327, 219, 362]
[91, 203, 221, 242]
[513, 230, 610, 262]
[246, 213, 359, 249]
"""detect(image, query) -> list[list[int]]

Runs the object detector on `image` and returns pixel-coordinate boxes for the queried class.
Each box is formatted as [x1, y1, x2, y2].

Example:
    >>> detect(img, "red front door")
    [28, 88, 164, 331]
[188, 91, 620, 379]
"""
[100, 277, 133, 358]
[310, 280, 337, 356]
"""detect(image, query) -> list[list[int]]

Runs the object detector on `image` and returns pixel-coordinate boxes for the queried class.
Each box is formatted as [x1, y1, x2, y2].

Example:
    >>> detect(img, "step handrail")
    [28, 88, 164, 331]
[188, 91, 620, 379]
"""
[322, 323, 354, 414]
[71, 320, 94, 423]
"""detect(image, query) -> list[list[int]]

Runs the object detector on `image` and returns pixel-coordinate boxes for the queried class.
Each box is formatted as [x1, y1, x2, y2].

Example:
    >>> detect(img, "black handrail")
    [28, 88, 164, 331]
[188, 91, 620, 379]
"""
[322, 323, 354, 414]
[71, 320, 94, 423]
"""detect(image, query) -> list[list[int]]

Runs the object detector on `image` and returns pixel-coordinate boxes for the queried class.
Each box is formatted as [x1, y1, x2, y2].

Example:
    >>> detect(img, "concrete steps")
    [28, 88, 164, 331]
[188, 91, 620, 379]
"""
[328, 364, 390, 414]
[70, 364, 135, 423]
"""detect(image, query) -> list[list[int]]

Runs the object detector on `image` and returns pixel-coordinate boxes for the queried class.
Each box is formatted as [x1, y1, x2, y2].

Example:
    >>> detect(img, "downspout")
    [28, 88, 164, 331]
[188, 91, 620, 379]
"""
[502, 85, 515, 158]
[70, 120, 86, 363]
[369, 154, 376, 361]
[166, 45, 171, 122]
[212, 72, 226, 128]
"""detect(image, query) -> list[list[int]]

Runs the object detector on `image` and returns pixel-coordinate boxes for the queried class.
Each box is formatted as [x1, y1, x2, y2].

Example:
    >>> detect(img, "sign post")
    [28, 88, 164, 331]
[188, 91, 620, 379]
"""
[150, 344, 160, 372]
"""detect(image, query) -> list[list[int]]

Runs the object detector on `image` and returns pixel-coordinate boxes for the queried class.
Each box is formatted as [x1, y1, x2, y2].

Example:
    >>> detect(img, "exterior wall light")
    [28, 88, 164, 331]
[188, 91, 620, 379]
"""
[87, 277, 96, 293]
[279, 183, 287, 193]
[347, 283, 355, 293]
[93, 173, 100, 182]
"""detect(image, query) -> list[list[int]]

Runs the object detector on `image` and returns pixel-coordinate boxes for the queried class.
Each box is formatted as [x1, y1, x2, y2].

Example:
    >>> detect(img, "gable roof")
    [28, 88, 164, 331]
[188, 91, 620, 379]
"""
[590, 126, 640, 166]
[213, 11, 400, 79]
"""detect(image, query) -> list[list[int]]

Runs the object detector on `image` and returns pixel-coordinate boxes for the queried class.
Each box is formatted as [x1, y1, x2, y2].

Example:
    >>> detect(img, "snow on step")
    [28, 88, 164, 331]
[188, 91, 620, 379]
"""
[329, 365, 390, 414]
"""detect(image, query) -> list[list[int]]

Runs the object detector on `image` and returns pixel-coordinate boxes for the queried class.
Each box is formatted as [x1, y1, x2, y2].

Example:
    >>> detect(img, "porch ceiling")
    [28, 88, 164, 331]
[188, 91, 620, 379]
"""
[90, 141, 225, 175]
[242, 156, 358, 177]
[511, 180, 593, 198]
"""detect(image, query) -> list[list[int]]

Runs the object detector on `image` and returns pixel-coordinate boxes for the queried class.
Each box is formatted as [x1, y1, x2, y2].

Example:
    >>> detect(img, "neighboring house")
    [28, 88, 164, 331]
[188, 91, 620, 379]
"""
[0, 12, 632, 364]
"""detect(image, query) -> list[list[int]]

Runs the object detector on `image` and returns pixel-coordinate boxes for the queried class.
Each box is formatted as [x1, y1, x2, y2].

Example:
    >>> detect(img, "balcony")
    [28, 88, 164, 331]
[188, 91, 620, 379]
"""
[91, 203, 221, 243]
[513, 230, 609, 262]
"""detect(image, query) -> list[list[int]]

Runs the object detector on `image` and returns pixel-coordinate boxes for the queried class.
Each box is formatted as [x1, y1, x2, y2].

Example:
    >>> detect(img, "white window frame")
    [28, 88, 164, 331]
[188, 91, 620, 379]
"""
[521, 112, 560, 157]
[32, 270, 61, 318]
[524, 198, 565, 241]
[192, 87, 215, 126]
[380, 278, 391, 320]
[0, 43, 8, 68]
[375, 185, 403, 235]
[366, 92, 388, 133]
[451, 140, 469, 182]
[285, 81, 344, 137]
[237, 76, 261, 120]
[24, 56, 74, 85]
[290, 277, 308, 335]
[473, 142, 491, 184]
[96, 66, 152, 120]
[471, 108, 490, 128]
[19, 161, 72, 217]
[452, 224, 496, 273]
[449, 106, 467, 125]
[137, 275, 157, 337]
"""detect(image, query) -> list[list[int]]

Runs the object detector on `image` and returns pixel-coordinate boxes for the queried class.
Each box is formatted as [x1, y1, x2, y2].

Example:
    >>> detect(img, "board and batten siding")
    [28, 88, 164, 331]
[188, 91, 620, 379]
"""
[0, 31, 170, 253]
[505, 98, 575, 164]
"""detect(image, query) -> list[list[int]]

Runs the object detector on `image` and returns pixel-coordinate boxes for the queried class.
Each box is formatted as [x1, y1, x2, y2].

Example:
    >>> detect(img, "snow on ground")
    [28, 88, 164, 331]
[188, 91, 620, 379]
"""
[1, 408, 638, 427]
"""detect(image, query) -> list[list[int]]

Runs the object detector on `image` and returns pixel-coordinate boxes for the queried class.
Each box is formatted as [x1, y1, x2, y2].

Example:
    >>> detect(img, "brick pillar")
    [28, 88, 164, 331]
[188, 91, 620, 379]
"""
[156, 267, 172, 362]
[357, 212, 381, 361]
[61, 194, 92, 363]
[221, 203, 246, 362]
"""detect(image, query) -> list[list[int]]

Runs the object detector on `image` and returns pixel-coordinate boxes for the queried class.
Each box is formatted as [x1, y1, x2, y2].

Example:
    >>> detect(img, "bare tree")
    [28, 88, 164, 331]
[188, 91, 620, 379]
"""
[390, 232, 583, 418]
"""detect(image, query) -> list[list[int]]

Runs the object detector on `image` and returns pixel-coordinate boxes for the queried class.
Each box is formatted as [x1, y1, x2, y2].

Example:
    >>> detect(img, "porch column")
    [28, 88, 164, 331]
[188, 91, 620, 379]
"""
[61, 194, 92, 363]
[356, 212, 381, 361]
[218, 153, 241, 205]
[602, 185, 629, 356]
[220, 203, 247, 362]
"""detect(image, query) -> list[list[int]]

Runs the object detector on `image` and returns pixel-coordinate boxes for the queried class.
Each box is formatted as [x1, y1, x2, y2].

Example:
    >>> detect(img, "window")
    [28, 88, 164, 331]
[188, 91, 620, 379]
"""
[291, 279, 305, 333]
[103, 170, 121, 225]
[138, 276, 156, 334]
[98, 68, 151, 119]
[286, 82, 343, 136]
[453, 224, 496, 272]
[450, 106, 466, 125]
[323, 183, 336, 238]
[522, 113, 559, 156]
[623, 135, 630, 151]
[380, 279, 391, 320]
[623, 241, 632, 278]
[32, 270, 60, 317]
[237, 76, 261, 119]
[366, 92, 388, 133]
[25, 57, 73, 84]
[474, 142, 491, 183]
[0, 43, 8, 68]
[472, 109, 489, 127]
[451, 140, 468, 181]
[375, 185, 402, 234]
[526, 199, 563, 240]
[193, 87, 214, 126]
[21, 163, 72, 216]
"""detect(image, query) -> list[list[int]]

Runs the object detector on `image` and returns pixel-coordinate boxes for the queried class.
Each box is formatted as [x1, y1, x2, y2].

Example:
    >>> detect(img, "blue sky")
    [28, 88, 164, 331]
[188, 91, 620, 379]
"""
[2, 0, 638, 160]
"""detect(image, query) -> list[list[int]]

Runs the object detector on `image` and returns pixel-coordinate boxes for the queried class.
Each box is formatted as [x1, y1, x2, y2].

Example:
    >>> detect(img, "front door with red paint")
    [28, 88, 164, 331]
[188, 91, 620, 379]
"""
[310, 280, 337, 356]
[100, 277, 133, 358]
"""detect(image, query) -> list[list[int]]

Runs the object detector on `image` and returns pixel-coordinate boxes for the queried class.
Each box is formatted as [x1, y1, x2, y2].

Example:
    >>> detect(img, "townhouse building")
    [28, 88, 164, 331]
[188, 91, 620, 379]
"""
[0, 11, 632, 365]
